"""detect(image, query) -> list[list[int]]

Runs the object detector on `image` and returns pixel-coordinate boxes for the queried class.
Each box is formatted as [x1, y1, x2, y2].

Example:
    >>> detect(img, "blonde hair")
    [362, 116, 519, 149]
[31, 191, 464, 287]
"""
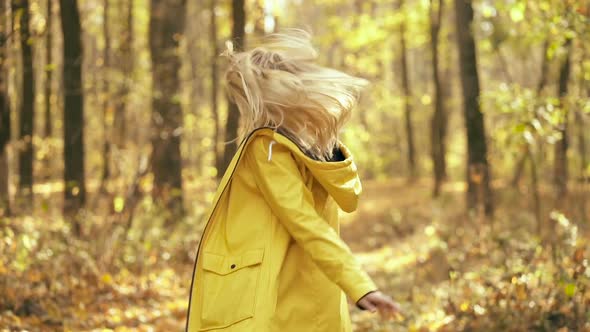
[222, 29, 368, 162]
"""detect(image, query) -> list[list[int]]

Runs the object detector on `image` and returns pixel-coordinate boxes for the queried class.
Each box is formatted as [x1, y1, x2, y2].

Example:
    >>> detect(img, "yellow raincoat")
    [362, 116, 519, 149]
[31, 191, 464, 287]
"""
[186, 126, 378, 331]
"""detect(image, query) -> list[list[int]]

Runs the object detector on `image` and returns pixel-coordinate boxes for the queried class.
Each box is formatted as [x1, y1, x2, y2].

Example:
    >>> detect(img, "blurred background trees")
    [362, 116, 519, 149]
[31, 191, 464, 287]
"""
[12, 0, 34, 209]
[0, 0, 586, 222]
[59, 0, 86, 230]
[0, 0, 588, 330]
[149, 0, 186, 220]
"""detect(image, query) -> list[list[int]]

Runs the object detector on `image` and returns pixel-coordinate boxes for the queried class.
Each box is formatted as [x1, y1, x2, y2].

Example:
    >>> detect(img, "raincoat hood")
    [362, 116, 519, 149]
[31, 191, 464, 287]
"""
[262, 128, 362, 213]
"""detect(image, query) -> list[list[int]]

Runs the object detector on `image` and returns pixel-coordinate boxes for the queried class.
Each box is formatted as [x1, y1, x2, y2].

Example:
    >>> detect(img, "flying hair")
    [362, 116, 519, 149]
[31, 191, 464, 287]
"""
[222, 28, 368, 162]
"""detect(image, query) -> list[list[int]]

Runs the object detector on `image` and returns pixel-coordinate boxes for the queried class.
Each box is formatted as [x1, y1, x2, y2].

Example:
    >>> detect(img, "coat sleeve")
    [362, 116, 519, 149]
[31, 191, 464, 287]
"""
[245, 136, 379, 305]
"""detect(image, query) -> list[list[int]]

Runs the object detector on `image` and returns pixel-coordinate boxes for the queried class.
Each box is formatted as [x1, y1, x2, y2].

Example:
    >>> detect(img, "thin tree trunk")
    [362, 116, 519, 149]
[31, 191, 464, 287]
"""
[536, 39, 550, 94]
[44, 0, 53, 138]
[512, 40, 550, 186]
[575, 109, 587, 223]
[59, 0, 86, 225]
[220, 0, 245, 178]
[553, 38, 572, 198]
[429, 0, 446, 196]
[186, 0, 202, 172]
[398, 0, 416, 180]
[495, 47, 513, 83]
[210, 0, 221, 179]
[13, 0, 35, 206]
[354, 0, 371, 130]
[577, 111, 587, 174]
[114, 0, 133, 148]
[527, 146, 542, 235]
[454, 0, 493, 217]
[510, 152, 527, 186]
[580, 48, 590, 225]
[0, 0, 11, 216]
[100, 0, 111, 190]
[149, 0, 186, 219]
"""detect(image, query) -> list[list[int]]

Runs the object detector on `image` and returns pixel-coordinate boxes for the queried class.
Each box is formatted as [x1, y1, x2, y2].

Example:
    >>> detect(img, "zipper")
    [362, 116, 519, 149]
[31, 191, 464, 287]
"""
[185, 126, 275, 331]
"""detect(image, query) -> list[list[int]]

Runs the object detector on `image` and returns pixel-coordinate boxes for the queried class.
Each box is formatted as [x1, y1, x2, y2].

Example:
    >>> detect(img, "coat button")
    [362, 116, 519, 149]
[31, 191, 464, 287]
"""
[230, 264, 236, 269]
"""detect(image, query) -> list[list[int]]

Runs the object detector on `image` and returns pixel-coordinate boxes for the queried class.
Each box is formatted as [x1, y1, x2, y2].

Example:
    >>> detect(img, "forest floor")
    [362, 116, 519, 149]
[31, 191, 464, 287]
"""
[1, 178, 589, 331]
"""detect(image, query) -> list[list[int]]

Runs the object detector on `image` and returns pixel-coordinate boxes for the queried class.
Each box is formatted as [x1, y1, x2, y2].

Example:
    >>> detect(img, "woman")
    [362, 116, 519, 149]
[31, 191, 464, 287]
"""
[186, 29, 401, 332]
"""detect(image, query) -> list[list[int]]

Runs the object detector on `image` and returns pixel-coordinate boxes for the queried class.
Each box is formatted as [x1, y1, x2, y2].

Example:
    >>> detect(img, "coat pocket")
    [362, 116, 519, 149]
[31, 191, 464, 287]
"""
[199, 248, 265, 331]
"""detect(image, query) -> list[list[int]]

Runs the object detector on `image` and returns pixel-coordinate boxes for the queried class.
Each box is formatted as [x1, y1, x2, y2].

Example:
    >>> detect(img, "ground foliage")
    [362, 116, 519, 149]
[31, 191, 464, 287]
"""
[1, 179, 589, 331]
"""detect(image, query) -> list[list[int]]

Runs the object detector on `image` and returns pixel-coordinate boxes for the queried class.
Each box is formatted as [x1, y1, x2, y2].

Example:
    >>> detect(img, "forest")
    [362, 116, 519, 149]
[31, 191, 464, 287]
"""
[0, 0, 589, 331]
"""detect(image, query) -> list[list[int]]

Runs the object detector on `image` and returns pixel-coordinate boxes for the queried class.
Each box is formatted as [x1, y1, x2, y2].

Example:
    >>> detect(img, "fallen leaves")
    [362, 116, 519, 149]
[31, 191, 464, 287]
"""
[1, 179, 589, 331]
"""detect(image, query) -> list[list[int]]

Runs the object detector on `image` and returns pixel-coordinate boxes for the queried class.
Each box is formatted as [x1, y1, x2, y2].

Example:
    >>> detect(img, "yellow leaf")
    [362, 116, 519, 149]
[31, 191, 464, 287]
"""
[102, 273, 113, 285]
[516, 284, 528, 300]
[460, 301, 470, 312]
[114, 196, 125, 213]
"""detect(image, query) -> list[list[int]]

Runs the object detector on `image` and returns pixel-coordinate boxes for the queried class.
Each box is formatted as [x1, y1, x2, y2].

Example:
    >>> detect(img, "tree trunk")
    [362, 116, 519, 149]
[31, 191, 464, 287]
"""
[398, 0, 416, 180]
[210, 0, 221, 179]
[510, 152, 527, 186]
[354, 1, 371, 130]
[454, 0, 493, 216]
[0, 0, 11, 216]
[13, 0, 35, 206]
[575, 109, 587, 223]
[114, 0, 133, 148]
[100, 0, 111, 189]
[149, 0, 186, 219]
[527, 147, 542, 235]
[577, 110, 587, 178]
[429, 0, 447, 196]
[553, 37, 572, 198]
[59, 0, 86, 224]
[536, 39, 550, 94]
[220, 0, 245, 179]
[186, 0, 202, 172]
[44, 0, 53, 138]
[512, 39, 550, 186]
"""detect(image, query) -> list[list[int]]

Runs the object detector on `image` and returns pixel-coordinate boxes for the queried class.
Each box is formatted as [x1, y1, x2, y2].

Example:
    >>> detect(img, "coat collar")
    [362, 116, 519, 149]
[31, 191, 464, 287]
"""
[228, 126, 362, 213]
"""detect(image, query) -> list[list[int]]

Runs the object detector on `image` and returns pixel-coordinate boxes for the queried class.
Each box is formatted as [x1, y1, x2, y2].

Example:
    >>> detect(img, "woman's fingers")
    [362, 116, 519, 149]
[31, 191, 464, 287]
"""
[389, 300, 403, 315]
[356, 295, 378, 313]
[382, 303, 397, 320]
[362, 299, 378, 313]
[358, 290, 404, 320]
[375, 296, 403, 320]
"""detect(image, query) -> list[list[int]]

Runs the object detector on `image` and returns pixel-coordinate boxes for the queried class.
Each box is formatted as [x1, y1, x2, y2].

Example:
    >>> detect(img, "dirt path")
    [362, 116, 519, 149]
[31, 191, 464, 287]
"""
[340, 179, 452, 331]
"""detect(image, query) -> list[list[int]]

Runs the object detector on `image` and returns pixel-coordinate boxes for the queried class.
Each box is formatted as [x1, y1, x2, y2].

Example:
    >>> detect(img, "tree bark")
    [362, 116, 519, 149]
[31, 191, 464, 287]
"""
[454, 0, 493, 216]
[210, 0, 221, 179]
[59, 0, 86, 223]
[429, 0, 447, 196]
[553, 37, 572, 198]
[13, 0, 35, 205]
[44, 0, 53, 138]
[100, 0, 111, 189]
[149, 0, 186, 218]
[114, 0, 133, 148]
[0, 0, 11, 216]
[398, 0, 417, 180]
[220, 0, 245, 179]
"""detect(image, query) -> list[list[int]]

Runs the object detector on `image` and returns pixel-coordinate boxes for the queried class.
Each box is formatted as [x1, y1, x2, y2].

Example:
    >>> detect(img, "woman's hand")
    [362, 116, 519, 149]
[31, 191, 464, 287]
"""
[356, 290, 403, 320]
